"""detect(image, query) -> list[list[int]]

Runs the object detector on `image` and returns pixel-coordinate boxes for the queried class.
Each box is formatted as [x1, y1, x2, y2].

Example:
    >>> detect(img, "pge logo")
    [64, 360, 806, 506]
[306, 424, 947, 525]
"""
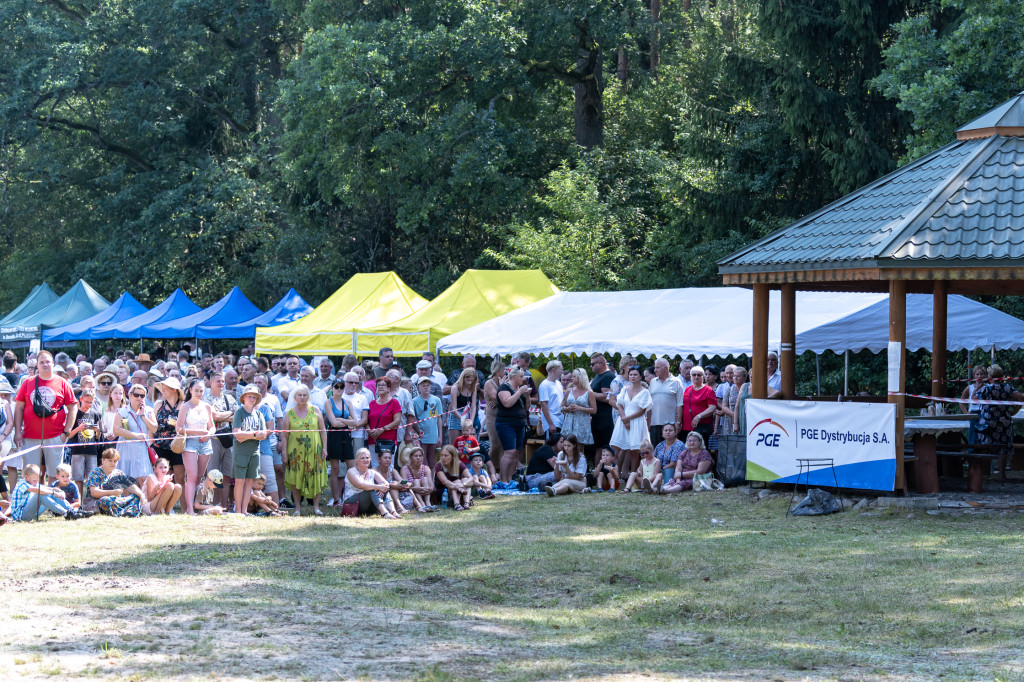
[749, 419, 789, 447]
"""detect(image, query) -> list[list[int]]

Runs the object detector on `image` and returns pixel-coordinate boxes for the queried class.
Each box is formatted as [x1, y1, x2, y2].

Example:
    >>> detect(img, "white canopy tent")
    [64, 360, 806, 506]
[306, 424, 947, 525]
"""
[795, 293, 1024, 353]
[436, 288, 1024, 358]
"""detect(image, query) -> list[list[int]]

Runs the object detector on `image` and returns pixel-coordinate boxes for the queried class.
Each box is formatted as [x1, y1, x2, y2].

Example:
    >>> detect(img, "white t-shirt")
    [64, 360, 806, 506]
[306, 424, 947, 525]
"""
[538, 378, 564, 431]
[341, 391, 370, 439]
[274, 374, 301, 401]
[767, 370, 782, 392]
[649, 375, 684, 425]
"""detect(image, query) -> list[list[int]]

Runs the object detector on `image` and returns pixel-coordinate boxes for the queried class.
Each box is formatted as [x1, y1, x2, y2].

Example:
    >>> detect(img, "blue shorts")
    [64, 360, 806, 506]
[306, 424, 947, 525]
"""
[184, 437, 213, 456]
[448, 412, 481, 432]
[494, 421, 526, 452]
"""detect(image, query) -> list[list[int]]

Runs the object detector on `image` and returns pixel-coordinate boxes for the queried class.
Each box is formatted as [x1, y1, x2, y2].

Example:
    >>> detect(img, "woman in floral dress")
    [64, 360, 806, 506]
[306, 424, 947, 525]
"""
[281, 385, 328, 516]
[976, 364, 1024, 479]
[560, 368, 595, 446]
[86, 448, 145, 517]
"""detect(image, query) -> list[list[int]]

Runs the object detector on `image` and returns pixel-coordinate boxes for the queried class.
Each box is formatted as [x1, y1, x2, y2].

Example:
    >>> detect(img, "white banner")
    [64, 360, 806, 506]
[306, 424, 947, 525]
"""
[745, 400, 896, 491]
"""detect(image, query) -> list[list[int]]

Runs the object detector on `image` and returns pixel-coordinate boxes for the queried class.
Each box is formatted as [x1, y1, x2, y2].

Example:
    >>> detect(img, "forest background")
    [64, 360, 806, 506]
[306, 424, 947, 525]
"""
[2, 0, 1023, 394]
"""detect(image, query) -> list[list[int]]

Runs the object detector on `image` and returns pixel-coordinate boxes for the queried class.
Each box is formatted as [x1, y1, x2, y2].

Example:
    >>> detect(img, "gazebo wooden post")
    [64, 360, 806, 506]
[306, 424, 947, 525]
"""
[752, 283, 769, 399]
[889, 280, 907, 493]
[932, 280, 948, 400]
[780, 283, 796, 399]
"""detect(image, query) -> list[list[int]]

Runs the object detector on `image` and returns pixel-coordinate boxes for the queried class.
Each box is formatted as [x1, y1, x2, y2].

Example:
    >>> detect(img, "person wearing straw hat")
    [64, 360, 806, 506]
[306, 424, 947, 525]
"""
[1, 376, 16, 496]
[232, 385, 268, 515]
[152, 376, 187, 494]
[94, 370, 118, 411]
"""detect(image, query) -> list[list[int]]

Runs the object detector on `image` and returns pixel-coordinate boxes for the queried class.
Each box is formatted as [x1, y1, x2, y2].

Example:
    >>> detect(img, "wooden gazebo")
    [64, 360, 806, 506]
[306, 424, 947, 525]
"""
[719, 90, 1024, 492]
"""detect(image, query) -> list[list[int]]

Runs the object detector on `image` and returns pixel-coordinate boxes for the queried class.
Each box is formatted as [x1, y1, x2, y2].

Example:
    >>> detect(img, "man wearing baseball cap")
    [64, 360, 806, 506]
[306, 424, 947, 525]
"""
[415, 360, 443, 400]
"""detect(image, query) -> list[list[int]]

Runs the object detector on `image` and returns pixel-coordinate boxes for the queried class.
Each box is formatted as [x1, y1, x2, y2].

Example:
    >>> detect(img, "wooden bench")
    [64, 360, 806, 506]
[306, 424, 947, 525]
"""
[934, 443, 999, 493]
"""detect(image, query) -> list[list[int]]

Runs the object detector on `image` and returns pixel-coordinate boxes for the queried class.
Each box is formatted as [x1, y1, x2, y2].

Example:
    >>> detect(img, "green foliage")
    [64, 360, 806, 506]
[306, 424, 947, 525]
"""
[874, 0, 1024, 161]
[2, 0, 1023, 339]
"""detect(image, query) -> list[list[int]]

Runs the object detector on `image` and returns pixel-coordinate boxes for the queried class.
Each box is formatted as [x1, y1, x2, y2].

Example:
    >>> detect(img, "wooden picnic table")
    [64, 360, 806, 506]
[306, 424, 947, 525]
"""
[904, 416, 999, 493]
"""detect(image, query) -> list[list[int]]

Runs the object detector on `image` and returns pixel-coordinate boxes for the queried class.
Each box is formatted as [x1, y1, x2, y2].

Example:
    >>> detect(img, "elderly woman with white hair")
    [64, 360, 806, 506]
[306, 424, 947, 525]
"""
[661, 431, 714, 493]
[495, 365, 532, 483]
[282, 384, 329, 516]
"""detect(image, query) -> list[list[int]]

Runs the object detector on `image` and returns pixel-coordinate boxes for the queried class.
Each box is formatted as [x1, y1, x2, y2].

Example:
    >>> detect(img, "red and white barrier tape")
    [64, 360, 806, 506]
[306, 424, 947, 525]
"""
[889, 392, 1024, 407]
[1, 404, 475, 465]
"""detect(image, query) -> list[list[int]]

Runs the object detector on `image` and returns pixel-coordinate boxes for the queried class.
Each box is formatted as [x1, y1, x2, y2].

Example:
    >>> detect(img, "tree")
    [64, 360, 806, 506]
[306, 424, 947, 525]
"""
[873, 0, 1024, 161]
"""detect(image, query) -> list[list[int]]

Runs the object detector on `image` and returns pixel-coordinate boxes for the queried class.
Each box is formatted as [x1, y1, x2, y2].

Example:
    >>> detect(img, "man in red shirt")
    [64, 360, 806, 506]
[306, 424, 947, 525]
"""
[13, 350, 78, 483]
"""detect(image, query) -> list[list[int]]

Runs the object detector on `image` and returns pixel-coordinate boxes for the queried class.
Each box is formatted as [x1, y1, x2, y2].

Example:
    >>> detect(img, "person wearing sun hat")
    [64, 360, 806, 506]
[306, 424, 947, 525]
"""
[152, 375, 187, 490]
[135, 353, 155, 373]
[93, 370, 118, 411]
[232, 385, 268, 515]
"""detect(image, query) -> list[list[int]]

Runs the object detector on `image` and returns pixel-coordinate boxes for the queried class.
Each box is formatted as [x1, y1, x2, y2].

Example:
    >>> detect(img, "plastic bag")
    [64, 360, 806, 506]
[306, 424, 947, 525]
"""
[789, 488, 842, 516]
[716, 434, 747, 487]
[693, 472, 725, 492]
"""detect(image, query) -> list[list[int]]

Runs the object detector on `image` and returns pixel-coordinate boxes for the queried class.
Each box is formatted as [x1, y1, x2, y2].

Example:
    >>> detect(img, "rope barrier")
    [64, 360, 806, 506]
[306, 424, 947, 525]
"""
[0, 402, 478, 466]
[888, 392, 1024, 407]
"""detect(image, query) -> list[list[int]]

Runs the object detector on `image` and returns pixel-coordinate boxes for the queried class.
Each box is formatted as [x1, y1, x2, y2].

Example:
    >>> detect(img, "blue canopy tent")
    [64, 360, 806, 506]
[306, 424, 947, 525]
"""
[195, 288, 312, 339]
[1, 280, 111, 345]
[43, 292, 149, 345]
[0, 283, 59, 326]
[143, 287, 263, 339]
[93, 289, 202, 339]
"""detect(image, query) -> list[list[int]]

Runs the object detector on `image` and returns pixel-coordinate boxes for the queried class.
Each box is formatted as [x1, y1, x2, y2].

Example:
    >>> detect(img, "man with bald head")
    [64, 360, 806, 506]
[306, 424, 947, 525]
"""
[443, 354, 485, 396]
[648, 357, 684, 449]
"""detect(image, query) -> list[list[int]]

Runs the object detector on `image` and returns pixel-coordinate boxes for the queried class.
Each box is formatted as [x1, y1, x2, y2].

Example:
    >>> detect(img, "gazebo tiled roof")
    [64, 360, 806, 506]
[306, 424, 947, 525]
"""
[719, 91, 1024, 289]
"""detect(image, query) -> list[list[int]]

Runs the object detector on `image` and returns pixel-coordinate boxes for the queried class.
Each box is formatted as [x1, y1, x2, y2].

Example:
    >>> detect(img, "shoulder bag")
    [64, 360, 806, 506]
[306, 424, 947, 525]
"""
[32, 376, 59, 418]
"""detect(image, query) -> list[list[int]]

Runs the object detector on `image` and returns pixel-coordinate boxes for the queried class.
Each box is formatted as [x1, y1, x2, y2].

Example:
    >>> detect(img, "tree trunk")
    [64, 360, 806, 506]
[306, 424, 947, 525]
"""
[650, 0, 661, 75]
[617, 47, 629, 89]
[574, 25, 603, 149]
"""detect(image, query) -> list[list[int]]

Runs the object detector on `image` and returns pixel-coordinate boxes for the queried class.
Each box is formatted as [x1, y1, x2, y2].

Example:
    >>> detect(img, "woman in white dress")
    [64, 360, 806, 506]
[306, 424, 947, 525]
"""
[609, 366, 651, 476]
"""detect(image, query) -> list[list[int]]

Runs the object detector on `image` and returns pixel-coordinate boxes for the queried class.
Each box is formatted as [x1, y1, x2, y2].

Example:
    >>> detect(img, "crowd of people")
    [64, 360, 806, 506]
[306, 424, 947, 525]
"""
[0, 344, 773, 523]
[5, 342, 1011, 522]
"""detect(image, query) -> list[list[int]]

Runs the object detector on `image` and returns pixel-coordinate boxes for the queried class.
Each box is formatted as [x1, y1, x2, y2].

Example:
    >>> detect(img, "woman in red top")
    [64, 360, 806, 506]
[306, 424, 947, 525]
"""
[366, 377, 401, 463]
[682, 366, 717, 444]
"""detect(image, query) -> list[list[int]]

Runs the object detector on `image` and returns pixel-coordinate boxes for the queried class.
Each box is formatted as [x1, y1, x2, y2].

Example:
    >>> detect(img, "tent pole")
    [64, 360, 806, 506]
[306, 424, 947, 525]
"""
[932, 280, 947, 400]
[88, 339, 93, 357]
[815, 354, 821, 395]
[844, 350, 849, 396]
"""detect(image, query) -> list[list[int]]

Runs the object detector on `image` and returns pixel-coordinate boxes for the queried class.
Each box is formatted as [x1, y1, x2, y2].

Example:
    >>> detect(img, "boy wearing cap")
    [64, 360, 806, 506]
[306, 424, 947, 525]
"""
[232, 385, 268, 515]
[412, 375, 443, 468]
[194, 469, 226, 515]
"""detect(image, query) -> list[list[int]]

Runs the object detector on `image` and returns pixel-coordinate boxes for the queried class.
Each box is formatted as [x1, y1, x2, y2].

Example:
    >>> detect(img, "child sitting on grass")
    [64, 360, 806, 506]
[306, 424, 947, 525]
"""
[247, 474, 284, 516]
[621, 440, 662, 493]
[54, 463, 81, 509]
[594, 448, 619, 492]
[194, 469, 226, 515]
[466, 453, 494, 499]
[10, 464, 91, 521]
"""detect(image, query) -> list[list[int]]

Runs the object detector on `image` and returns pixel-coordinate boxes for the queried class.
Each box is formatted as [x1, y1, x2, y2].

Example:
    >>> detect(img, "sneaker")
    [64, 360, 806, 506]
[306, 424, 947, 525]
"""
[279, 498, 295, 509]
[63, 510, 79, 521]
[76, 510, 96, 519]
[582, 487, 592, 494]
[545, 486, 555, 497]
[641, 479, 654, 494]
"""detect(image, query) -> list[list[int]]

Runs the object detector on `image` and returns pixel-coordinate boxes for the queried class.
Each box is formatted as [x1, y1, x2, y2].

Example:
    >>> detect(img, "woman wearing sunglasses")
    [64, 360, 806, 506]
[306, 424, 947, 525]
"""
[112, 384, 158, 489]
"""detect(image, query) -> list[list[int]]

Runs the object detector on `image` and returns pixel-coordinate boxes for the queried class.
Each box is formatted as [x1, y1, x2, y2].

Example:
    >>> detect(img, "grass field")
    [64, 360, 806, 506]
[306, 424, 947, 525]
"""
[1, 490, 1022, 681]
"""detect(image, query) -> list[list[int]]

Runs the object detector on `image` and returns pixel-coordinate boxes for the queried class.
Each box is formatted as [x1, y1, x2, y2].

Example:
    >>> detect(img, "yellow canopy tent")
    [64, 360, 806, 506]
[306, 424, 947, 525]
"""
[353, 269, 559, 356]
[254, 272, 428, 354]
